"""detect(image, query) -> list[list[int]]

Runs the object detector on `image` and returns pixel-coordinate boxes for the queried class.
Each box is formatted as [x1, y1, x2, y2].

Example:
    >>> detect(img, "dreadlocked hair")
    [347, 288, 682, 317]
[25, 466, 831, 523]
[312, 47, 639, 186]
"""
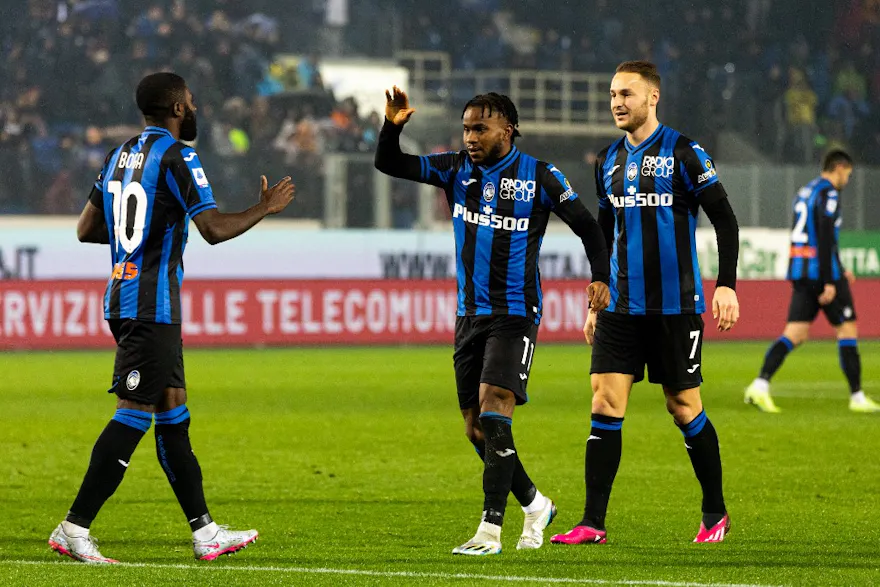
[462, 93, 522, 141]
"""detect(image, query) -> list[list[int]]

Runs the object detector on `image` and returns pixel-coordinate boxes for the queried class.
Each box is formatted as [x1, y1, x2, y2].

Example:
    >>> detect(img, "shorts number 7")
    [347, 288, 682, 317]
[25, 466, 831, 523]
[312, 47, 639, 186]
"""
[688, 330, 700, 360]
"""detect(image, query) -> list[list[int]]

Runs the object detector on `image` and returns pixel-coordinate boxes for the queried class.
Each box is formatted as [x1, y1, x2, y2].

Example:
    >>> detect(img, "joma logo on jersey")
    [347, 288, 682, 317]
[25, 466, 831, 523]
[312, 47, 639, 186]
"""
[452, 203, 530, 231]
[117, 152, 145, 170]
[641, 156, 674, 178]
[499, 178, 536, 202]
[607, 192, 673, 208]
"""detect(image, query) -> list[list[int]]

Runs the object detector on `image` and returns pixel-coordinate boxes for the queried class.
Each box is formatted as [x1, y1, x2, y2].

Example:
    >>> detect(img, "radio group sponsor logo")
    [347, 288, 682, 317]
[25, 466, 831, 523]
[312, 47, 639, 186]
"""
[626, 162, 639, 181]
[642, 156, 674, 178]
[452, 203, 530, 232]
[499, 178, 536, 202]
[482, 181, 495, 202]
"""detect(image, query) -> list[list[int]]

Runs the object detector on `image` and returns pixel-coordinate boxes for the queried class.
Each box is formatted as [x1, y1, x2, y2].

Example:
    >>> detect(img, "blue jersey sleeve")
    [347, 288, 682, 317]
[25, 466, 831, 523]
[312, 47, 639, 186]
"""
[594, 156, 613, 209]
[821, 187, 839, 219]
[88, 148, 117, 209]
[540, 162, 579, 210]
[679, 141, 719, 195]
[167, 147, 218, 218]
[418, 151, 463, 187]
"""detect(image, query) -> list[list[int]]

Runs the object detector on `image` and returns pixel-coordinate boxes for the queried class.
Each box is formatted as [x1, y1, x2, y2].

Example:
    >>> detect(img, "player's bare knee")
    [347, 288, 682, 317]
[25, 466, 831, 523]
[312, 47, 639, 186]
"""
[664, 391, 701, 425]
[590, 379, 626, 416]
[837, 321, 858, 339]
[591, 390, 625, 417]
[479, 384, 515, 416]
[783, 324, 809, 346]
[116, 397, 155, 413]
[157, 387, 187, 412]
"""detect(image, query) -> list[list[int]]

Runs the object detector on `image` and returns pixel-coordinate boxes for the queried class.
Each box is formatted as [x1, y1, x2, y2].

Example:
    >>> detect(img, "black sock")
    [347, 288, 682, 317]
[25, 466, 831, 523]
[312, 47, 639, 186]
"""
[759, 336, 794, 381]
[154, 405, 212, 531]
[838, 339, 861, 394]
[479, 412, 518, 527]
[473, 444, 537, 508]
[678, 411, 726, 528]
[580, 413, 623, 531]
[66, 410, 151, 528]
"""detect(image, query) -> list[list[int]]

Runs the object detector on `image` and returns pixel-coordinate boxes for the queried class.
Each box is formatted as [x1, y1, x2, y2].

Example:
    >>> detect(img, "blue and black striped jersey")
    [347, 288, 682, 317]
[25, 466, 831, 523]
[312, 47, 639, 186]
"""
[418, 146, 598, 321]
[89, 126, 217, 324]
[786, 177, 842, 282]
[596, 124, 719, 315]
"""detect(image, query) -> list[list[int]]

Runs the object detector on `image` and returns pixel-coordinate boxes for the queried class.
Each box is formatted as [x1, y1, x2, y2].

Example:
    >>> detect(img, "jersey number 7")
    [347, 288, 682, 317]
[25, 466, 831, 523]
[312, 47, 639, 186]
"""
[109, 180, 148, 254]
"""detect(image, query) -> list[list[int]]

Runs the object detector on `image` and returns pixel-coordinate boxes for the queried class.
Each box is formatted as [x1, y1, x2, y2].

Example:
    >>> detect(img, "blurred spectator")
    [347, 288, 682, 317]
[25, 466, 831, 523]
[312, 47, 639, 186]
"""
[297, 54, 323, 89]
[827, 88, 870, 142]
[834, 61, 868, 102]
[783, 68, 819, 162]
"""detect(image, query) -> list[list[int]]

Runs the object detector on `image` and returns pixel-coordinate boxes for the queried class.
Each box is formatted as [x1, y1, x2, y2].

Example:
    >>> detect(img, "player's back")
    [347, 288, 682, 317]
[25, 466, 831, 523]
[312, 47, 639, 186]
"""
[787, 176, 841, 282]
[93, 126, 217, 324]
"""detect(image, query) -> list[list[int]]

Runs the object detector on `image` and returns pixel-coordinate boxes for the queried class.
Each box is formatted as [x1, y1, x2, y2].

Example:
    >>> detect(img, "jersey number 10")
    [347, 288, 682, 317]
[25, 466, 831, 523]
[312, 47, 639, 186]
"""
[109, 180, 148, 254]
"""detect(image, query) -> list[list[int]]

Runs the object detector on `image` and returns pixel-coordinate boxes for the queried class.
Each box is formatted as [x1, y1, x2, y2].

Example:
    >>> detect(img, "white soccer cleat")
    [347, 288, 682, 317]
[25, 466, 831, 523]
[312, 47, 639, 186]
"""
[452, 521, 502, 556]
[193, 525, 259, 561]
[48, 523, 118, 564]
[744, 380, 781, 413]
[517, 496, 557, 550]
[850, 394, 880, 413]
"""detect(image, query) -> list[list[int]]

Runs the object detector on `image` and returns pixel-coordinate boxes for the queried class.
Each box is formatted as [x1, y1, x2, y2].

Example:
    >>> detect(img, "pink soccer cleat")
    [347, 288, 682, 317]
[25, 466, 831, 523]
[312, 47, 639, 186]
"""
[693, 514, 731, 543]
[550, 524, 607, 545]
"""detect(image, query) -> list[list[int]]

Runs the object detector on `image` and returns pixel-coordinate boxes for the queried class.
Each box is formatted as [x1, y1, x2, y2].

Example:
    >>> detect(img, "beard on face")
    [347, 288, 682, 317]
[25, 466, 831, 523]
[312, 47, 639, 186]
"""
[619, 97, 650, 133]
[180, 107, 198, 141]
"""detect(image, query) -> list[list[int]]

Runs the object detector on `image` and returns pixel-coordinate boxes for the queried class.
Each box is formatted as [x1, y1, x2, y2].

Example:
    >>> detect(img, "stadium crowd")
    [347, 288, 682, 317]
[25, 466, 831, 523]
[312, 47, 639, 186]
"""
[3, 0, 880, 216]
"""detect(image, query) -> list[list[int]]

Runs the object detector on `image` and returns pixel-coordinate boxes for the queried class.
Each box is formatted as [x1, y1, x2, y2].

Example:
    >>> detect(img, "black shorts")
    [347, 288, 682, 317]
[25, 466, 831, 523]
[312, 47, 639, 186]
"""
[108, 319, 186, 405]
[590, 311, 704, 391]
[453, 315, 540, 409]
[787, 278, 857, 325]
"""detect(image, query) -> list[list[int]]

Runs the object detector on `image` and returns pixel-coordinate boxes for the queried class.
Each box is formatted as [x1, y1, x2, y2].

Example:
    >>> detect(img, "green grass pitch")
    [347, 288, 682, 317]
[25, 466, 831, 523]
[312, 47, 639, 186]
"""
[1, 341, 879, 586]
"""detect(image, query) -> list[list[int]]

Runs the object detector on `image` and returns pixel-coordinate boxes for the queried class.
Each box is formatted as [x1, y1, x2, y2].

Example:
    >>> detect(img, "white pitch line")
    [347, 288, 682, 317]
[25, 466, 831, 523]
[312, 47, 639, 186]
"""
[0, 559, 783, 587]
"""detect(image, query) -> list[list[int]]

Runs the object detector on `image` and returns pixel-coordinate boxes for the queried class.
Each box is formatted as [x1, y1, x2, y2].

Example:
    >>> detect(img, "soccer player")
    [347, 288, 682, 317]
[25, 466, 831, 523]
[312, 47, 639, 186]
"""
[48, 72, 295, 564]
[745, 150, 880, 413]
[375, 87, 611, 555]
[550, 61, 741, 546]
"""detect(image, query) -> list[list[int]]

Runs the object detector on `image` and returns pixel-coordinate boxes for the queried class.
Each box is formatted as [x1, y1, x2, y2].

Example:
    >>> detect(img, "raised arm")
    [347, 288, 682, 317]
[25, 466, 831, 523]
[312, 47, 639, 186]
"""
[374, 86, 462, 187]
[374, 86, 422, 180]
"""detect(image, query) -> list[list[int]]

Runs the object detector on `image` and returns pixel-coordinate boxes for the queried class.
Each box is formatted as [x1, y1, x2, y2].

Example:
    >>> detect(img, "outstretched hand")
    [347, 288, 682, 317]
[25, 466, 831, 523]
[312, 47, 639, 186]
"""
[260, 175, 295, 215]
[385, 85, 416, 126]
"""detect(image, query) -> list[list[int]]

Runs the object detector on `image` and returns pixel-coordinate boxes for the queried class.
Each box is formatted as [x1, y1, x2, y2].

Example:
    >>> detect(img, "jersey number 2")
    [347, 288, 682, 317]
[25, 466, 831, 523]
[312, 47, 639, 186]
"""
[109, 180, 148, 254]
[791, 201, 808, 244]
